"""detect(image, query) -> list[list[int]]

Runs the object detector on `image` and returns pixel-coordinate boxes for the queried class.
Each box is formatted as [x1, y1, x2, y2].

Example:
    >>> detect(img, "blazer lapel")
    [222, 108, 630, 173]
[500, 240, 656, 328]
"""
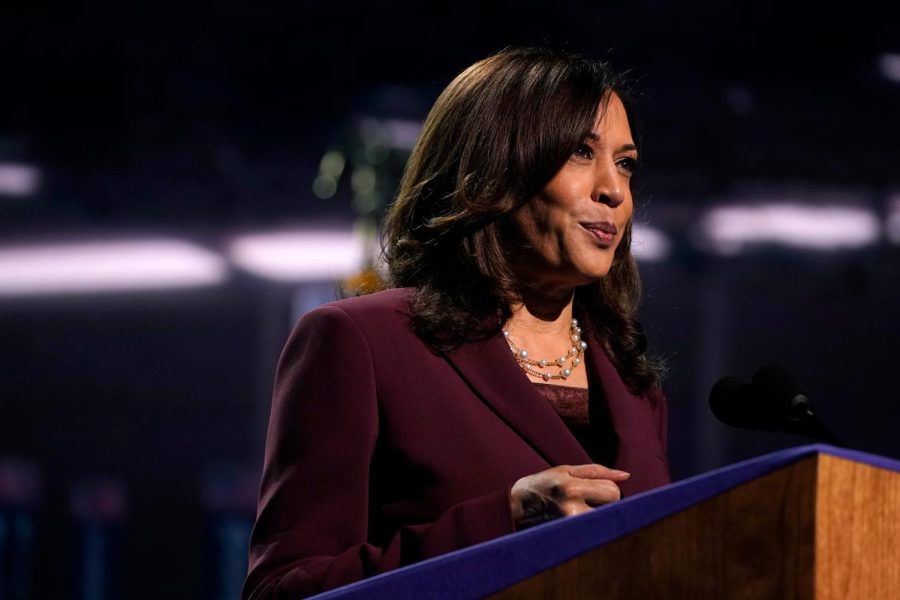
[584, 330, 663, 470]
[443, 333, 591, 467]
[586, 343, 635, 445]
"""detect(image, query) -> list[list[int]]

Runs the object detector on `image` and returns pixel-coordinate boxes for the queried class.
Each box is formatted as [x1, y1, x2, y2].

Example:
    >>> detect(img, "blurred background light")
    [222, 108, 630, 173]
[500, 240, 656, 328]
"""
[360, 118, 422, 150]
[312, 174, 338, 199]
[878, 53, 900, 83]
[0, 163, 41, 198]
[698, 203, 880, 255]
[319, 151, 346, 178]
[0, 239, 228, 297]
[887, 195, 900, 244]
[350, 166, 377, 196]
[632, 224, 671, 262]
[312, 151, 347, 200]
[228, 229, 366, 282]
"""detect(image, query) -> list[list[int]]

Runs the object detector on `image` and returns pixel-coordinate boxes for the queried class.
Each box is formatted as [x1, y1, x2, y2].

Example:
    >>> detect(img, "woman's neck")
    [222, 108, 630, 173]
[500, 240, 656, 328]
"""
[505, 292, 575, 337]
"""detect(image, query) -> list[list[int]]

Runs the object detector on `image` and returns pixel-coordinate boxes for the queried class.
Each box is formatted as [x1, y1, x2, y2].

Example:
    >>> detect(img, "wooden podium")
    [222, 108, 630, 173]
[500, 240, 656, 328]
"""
[315, 445, 900, 599]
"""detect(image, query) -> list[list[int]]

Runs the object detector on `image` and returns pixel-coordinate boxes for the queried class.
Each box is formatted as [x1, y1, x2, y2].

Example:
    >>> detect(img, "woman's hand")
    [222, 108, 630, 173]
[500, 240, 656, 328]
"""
[509, 464, 630, 530]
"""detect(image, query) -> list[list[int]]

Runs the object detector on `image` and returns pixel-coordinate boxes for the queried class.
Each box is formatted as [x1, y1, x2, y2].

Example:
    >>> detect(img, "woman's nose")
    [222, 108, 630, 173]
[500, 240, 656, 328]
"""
[591, 164, 625, 207]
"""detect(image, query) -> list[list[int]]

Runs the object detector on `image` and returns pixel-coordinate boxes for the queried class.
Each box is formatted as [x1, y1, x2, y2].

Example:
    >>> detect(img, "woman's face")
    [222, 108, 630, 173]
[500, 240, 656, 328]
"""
[510, 93, 637, 293]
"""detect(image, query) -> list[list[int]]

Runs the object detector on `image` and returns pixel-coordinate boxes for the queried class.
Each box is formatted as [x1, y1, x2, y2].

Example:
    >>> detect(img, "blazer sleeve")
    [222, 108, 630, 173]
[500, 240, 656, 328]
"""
[242, 305, 516, 600]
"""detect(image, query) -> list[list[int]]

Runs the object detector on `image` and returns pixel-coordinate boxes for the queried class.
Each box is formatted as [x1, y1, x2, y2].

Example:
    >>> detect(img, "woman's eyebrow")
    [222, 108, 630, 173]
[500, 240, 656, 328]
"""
[585, 132, 639, 154]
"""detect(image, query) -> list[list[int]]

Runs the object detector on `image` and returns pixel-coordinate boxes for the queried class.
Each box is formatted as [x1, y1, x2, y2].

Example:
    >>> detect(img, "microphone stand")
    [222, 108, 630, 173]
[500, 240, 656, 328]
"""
[781, 394, 845, 447]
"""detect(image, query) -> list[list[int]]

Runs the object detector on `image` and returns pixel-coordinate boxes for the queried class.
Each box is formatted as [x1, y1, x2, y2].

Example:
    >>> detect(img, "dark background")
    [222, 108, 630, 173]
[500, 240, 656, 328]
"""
[1, 2, 898, 598]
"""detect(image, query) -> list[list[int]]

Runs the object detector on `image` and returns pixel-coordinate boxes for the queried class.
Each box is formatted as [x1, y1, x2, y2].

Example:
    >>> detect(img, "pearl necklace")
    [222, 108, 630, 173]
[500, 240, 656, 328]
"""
[502, 319, 587, 381]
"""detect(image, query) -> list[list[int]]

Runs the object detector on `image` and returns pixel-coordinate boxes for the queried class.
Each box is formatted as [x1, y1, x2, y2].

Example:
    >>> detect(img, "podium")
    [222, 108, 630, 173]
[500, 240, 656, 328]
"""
[315, 445, 900, 599]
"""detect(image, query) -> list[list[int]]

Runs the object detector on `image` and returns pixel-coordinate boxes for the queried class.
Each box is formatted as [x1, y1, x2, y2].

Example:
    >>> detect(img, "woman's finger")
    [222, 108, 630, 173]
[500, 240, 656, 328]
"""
[563, 479, 622, 505]
[565, 463, 630, 481]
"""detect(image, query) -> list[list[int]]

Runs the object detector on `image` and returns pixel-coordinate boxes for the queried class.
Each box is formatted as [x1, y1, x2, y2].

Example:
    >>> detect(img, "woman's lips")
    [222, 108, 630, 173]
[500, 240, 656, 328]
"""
[581, 222, 618, 245]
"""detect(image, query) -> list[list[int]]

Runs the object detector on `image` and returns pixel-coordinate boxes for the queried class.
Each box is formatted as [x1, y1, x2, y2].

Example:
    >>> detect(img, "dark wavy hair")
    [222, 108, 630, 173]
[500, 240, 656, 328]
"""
[382, 47, 662, 394]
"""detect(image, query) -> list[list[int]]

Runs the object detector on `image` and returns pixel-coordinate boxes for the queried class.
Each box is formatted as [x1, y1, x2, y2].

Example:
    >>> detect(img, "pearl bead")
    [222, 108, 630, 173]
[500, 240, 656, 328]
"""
[579, 341, 588, 350]
[519, 349, 528, 359]
[539, 359, 549, 367]
[571, 319, 578, 327]
[542, 372, 551, 381]
[502, 330, 510, 338]
[575, 327, 582, 334]
[556, 356, 566, 366]
[571, 334, 580, 342]
[573, 358, 581, 366]
[569, 347, 578, 355]
[562, 368, 572, 378]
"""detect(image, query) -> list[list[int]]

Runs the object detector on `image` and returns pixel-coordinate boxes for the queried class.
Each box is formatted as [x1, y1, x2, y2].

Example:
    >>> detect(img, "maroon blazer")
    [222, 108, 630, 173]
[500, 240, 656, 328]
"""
[243, 288, 670, 599]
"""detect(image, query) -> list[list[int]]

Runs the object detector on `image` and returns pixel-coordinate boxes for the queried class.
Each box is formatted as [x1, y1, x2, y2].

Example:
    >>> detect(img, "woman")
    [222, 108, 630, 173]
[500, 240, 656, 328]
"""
[243, 47, 670, 599]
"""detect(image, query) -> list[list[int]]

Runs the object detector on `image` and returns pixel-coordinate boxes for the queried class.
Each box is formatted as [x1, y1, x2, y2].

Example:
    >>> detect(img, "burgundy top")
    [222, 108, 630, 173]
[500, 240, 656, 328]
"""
[533, 383, 589, 424]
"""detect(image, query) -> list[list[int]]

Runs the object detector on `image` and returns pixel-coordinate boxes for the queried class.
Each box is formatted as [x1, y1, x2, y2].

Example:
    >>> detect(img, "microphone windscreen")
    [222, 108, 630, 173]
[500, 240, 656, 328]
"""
[709, 376, 753, 428]
[752, 364, 801, 398]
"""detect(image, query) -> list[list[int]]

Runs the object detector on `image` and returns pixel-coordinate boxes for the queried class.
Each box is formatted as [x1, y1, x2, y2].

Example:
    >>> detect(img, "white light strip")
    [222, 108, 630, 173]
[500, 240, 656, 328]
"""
[699, 203, 880, 255]
[0, 239, 228, 297]
[0, 163, 41, 198]
[228, 230, 366, 282]
[631, 224, 671, 262]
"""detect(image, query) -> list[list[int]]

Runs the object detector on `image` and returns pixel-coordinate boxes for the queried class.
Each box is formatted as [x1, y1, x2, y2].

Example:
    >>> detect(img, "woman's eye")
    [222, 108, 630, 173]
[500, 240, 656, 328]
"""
[616, 156, 639, 174]
[573, 143, 594, 160]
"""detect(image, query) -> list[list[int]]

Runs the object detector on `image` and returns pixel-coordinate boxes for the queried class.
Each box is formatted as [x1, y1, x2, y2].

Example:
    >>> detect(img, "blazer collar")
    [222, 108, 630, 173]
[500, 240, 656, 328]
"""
[443, 333, 592, 467]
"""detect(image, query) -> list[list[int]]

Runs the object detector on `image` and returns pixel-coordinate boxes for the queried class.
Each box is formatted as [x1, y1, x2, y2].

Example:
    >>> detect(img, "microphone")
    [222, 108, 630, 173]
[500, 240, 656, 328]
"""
[709, 365, 844, 446]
